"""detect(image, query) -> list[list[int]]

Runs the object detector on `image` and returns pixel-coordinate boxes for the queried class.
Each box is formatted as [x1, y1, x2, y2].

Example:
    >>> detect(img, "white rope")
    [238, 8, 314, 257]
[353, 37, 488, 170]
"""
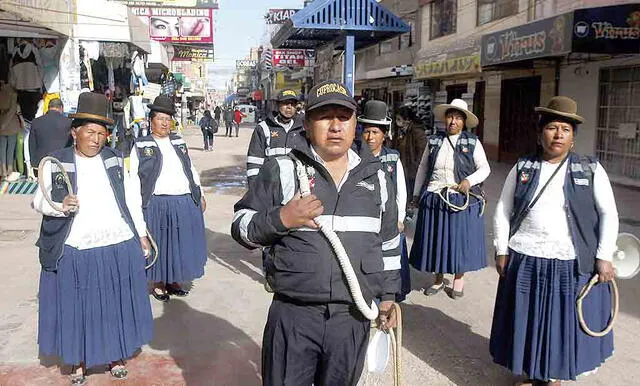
[435, 185, 486, 216]
[577, 274, 618, 337]
[294, 158, 379, 321]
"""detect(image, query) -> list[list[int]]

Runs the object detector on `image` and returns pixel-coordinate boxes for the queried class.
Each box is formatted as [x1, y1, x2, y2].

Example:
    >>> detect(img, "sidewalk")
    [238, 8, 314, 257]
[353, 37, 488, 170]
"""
[0, 125, 639, 385]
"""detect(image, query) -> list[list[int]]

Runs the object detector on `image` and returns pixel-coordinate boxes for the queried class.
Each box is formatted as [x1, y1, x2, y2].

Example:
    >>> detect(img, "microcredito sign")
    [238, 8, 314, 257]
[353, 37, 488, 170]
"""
[265, 9, 299, 25]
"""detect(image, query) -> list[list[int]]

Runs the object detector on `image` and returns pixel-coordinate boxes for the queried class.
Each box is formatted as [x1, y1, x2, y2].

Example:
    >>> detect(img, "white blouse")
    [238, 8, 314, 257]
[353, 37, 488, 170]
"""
[493, 161, 619, 261]
[128, 136, 201, 198]
[32, 154, 147, 250]
[413, 134, 491, 195]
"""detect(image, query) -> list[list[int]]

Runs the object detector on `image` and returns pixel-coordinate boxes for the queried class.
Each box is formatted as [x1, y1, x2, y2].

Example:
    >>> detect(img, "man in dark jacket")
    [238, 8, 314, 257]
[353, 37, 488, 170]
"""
[223, 106, 234, 137]
[28, 98, 71, 174]
[231, 80, 401, 386]
[245, 89, 305, 186]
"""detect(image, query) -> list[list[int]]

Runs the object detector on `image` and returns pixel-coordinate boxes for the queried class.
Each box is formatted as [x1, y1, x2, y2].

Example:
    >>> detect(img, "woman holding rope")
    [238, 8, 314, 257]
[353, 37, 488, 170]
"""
[33, 92, 153, 384]
[128, 95, 207, 302]
[409, 99, 490, 298]
[490, 97, 618, 385]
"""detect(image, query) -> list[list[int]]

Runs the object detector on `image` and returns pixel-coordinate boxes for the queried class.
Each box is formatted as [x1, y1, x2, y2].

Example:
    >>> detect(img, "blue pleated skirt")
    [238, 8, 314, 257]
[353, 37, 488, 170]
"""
[409, 190, 487, 274]
[38, 238, 153, 368]
[490, 251, 614, 381]
[396, 233, 411, 302]
[144, 194, 207, 284]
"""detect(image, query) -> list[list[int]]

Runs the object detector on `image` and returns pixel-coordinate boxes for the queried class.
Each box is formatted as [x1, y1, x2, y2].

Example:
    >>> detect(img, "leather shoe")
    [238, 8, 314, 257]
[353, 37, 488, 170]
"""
[166, 285, 189, 297]
[151, 289, 170, 302]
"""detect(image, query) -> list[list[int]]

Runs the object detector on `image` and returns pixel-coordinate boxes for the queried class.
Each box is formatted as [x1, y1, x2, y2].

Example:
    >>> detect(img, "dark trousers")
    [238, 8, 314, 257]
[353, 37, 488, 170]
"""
[234, 122, 240, 137]
[225, 122, 233, 136]
[262, 296, 370, 386]
[202, 130, 213, 150]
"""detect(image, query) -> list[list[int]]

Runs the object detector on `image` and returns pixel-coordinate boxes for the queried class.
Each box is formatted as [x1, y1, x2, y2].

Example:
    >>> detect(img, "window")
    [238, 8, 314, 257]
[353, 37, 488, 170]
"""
[477, 0, 518, 26]
[431, 0, 457, 40]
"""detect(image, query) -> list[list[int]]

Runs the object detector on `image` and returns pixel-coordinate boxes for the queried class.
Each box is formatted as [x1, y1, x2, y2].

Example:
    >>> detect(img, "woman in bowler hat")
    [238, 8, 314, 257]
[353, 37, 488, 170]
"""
[359, 100, 411, 301]
[491, 96, 619, 385]
[128, 95, 207, 302]
[34, 92, 153, 384]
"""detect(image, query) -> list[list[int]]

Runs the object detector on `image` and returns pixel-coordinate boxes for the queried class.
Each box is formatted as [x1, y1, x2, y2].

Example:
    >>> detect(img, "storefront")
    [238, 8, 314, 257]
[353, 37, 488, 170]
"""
[480, 4, 640, 181]
[355, 65, 413, 115]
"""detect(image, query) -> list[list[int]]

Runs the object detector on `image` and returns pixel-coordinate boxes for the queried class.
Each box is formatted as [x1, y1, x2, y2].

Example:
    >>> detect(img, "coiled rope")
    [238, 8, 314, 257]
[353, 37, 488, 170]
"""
[293, 158, 403, 384]
[577, 274, 619, 337]
[37, 156, 159, 270]
[435, 185, 486, 216]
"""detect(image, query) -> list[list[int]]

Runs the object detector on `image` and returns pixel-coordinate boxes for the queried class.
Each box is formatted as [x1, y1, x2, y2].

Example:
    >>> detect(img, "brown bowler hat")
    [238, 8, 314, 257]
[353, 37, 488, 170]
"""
[535, 96, 584, 124]
[69, 92, 114, 126]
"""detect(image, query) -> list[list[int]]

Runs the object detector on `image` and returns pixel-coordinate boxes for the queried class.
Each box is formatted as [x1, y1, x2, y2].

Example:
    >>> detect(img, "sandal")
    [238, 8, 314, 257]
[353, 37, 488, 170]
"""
[424, 282, 445, 296]
[69, 366, 87, 385]
[110, 361, 128, 380]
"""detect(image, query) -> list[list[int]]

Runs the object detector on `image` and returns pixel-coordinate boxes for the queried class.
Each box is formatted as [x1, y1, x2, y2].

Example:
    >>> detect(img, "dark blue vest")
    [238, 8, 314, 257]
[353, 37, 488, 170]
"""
[134, 133, 201, 208]
[511, 153, 599, 274]
[36, 147, 137, 271]
[378, 147, 400, 184]
[425, 131, 479, 193]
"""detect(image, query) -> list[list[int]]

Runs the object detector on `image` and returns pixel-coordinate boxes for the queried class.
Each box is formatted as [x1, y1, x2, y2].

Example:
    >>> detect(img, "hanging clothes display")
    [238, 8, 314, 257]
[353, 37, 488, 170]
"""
[9, 39, 43, 92]
[130, 50, 148, 94]
[38, 39, 62, 94]
[160, 72, 177, 97]
[0, 84, 22, 179]
[79, 45, 94, 91]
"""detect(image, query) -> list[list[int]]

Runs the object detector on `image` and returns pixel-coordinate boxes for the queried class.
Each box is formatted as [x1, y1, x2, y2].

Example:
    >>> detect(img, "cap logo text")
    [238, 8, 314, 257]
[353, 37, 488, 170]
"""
[316, 83, 348, 97]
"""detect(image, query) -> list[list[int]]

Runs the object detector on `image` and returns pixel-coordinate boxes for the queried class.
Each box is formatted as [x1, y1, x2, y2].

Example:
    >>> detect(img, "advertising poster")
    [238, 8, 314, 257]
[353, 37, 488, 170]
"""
[110, 0, 219, 8]
[172, 45, 214, 62]
[131, 7, 214, 43]
[272, 49, 306, 67]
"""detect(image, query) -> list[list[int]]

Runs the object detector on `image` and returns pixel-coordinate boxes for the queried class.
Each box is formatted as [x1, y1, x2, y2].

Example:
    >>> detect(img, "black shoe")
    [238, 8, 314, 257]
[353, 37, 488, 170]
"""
[166, 285, 189, 297]
[151, 289, 170, 302]
[424, 282, 445, 296]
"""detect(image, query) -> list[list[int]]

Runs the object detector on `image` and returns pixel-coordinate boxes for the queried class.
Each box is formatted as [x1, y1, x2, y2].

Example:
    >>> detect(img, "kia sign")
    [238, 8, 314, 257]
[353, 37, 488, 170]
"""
[265, 9, 299, 24]
[131, 7, 214, 44]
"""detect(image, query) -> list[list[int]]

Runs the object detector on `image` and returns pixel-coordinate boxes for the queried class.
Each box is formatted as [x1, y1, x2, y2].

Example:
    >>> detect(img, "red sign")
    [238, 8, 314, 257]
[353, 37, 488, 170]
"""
[131, 7, 214, 44]
[272, 49, 306, 67]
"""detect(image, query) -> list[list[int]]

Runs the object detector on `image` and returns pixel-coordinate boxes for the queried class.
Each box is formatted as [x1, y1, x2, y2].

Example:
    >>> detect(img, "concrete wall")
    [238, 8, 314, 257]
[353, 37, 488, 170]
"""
[560, 56, 640, 156]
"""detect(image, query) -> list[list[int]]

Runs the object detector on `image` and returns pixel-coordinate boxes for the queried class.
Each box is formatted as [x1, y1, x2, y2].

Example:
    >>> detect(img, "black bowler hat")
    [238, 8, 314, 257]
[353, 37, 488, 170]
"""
[69, 92, 114, 126]
[147, 95, 176, 116]
[306, 80, 357, 112]
[275, 89, 299, 102]
[357, 100, 392, 128]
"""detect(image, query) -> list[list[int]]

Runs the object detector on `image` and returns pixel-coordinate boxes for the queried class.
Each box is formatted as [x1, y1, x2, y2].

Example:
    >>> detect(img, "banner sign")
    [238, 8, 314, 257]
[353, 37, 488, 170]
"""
[236, 60, 258, 69]
[572, 4, 640, 54]
[110, 0, 219, 8]
[272, 49, 306, 67]
[481, 14, 573, 66]
[172, 45, 214, 61]
[131, 7, 214, 43]
[265, 9, 299, 24]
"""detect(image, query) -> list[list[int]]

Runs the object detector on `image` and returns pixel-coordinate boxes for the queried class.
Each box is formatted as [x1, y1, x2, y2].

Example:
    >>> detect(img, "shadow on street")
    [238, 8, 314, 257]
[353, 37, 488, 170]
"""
[205, 228, 265, 286]
[400, 303, 516, 385]
[148, 299, 261, 386]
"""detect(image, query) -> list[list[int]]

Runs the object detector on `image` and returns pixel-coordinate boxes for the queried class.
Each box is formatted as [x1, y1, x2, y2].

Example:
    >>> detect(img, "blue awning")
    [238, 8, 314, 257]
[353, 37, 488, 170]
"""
[271, 0, 410, 50]
[224, 94, 238, 104]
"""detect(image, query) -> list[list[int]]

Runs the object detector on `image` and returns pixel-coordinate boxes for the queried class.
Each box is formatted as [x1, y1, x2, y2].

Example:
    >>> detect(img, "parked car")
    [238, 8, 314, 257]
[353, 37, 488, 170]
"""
[235, 104, 256, 123]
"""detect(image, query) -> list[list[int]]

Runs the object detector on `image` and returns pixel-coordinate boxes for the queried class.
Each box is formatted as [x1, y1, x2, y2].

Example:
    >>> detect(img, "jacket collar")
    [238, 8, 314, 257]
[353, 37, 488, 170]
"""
[266, 111, 304, 131]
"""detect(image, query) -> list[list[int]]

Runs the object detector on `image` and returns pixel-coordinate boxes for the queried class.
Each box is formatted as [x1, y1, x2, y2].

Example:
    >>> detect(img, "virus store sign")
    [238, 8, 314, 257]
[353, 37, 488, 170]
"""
[272, 49, 306, 67]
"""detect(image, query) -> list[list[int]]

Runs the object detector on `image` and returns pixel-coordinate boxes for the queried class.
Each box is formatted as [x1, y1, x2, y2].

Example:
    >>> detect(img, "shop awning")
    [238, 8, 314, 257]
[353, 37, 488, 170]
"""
[0, 0, 73, 37]
[271, 0, 410, 50]
[0, 11, 63, 38]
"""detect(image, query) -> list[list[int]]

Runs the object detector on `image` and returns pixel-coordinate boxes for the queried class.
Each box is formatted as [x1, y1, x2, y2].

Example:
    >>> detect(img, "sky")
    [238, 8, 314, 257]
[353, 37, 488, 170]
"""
[208, 0, 305, 90]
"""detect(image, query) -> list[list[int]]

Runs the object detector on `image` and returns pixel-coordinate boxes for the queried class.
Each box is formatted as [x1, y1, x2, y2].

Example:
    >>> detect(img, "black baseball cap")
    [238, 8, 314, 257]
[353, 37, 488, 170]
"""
[275, 89, 299, 102]
[306, 80, 357, 112]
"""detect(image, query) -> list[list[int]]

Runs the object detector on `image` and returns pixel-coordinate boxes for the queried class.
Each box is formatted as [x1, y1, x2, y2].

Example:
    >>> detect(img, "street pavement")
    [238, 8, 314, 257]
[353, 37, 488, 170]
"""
[0, 125, 639, 385]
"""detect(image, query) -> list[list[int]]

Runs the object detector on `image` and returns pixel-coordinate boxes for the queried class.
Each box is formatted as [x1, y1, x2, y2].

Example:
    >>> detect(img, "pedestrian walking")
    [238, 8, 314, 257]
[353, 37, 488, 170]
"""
[199, 110, 215, 151]
[392, 103, 427, 200]
[34, 92, 153, 384]
[224, 106, 234, 137]
[214, 105, 222, 124]
[128, 95, 208, 302]
[245, 89, 305, 186]
[231, 80, 401, 385]
[409, 99, 491, 298]
[233, 107, 245, 137]
[359, 99, 411, 301]
[490, 96, 619, 385]
[28, 98, 72, 176]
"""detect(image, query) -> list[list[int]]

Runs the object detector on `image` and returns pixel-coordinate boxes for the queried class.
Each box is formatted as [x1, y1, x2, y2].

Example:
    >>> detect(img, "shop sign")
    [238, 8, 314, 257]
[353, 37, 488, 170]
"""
[172, 45, 214, 62]
[265, 9, 299, 25]
[481, 13, 573, 66]
[131, 7, 214, 43]
[236, 60, 258, 69]
[108, 0, 219, 8]
[272, 49, 306, 67]
[415, 53, 481, 79]
[572, 4, 640, 54]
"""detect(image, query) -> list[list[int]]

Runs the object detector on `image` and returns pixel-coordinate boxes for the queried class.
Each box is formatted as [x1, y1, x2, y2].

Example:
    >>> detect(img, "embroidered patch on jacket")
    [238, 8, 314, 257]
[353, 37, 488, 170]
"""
[520, 172, 530, 184]
[574, 178, 589, 186]
[179, 144, 187, 154]
[271, 130, 279, 138]
[462, 147, 469, 153]
[305, 165, 316, 190]
[356, 181, 375, 191]
[54, 173, 65, 188]
[387, 165, 394, 173]
[143, 147, 155, 157]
